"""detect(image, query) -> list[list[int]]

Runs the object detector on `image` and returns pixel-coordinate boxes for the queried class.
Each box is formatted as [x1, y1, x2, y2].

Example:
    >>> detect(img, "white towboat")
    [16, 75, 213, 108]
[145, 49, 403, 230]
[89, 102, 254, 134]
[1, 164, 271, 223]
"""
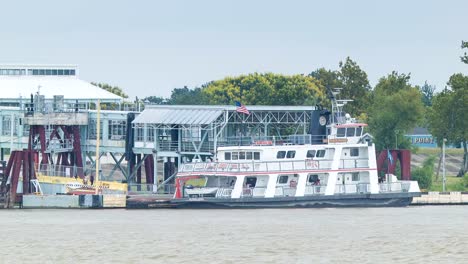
[171, 90, 421, 208]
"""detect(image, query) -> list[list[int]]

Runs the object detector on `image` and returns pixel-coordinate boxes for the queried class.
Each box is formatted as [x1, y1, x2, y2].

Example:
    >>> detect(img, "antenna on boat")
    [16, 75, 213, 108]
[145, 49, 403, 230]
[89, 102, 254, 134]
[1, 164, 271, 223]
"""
[326, 87, 353, 125]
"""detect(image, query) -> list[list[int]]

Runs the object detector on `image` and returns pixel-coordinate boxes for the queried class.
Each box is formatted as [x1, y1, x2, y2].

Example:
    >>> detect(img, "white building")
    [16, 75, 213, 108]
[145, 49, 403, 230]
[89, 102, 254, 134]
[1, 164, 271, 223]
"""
[0, 64, 122, 106]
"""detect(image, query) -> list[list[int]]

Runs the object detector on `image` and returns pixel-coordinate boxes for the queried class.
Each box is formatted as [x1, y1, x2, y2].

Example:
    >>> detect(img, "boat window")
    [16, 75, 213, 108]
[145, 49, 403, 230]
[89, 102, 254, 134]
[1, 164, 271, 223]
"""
[246, 152, 252, 160]
[316, 150, 326, 158]
[337, 128, 346, 137]
[232, 152, 239, 160]
[224, 152, 231, 160]
[346, 127, 355, 137]
[277, 175, 289, 184]
[352, 172, 360, 181]
[356, 127, 363, 136]
[306, 150, 316, 158]
[254, 152, 260, 160]
[277, 151, 286, 159]
[239, 152, 246, 160]
[286, 151, 296, 158]
[350, 148, 359, 157]
[308, 174, 319, 183]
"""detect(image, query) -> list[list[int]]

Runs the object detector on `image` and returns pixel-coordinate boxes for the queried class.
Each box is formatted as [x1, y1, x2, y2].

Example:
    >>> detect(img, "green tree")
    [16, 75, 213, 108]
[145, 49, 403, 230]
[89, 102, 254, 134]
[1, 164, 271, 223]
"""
[309, 68, 341, 109]
[412, 156, 436, 190]
[309, 68, 342, 90]
[91, 82, 129, 99]
[428, 74, 468, 176]
[202, 73, 325, 105]
[143, 96, 166, 105]
[168, 86, 207, 105]
[337, 57, 372, 116]
[461, 40, 468, 64]
[310, 58, 371, 117]
[368, 72, 425, 151]
[420, 81, 436, 107]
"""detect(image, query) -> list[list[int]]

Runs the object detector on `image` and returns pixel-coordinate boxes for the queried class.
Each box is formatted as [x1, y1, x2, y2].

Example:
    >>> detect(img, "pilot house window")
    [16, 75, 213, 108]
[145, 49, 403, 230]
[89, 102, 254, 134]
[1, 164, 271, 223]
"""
[337, 128, 346, 137]
[346, 128, 355, 137]
[356, 127, 363, 136]
[307, 150, 316, 158]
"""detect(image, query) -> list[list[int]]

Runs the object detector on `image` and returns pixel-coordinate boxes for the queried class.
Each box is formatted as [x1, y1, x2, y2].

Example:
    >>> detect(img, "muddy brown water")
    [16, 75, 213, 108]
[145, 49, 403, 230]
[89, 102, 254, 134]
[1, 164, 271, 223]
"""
[0, 206, 467, 263]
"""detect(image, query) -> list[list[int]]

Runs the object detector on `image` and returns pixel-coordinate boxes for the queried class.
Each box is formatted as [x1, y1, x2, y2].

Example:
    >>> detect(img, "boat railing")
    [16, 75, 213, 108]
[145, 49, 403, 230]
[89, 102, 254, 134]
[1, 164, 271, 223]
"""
[217, 135, 328, 146]
[215, 188, 233, 198]
[379, 182, 410, 193]
[334, 183, 370, 194]
[180, 160, 328, 173]
[240, 187, 267, 198]
[338, 158, 369, 169]
[134, 135, 330, 151]
[304, 185, 327, 195]
[179, 158, 372, 174]
[274, 186, 297, 197]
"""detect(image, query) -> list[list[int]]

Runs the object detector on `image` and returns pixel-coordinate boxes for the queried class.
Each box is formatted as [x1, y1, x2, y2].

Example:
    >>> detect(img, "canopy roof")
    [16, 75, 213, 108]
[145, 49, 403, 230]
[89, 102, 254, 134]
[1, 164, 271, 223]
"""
[133, 107, 224, 125]
[0, 76, 122, 103]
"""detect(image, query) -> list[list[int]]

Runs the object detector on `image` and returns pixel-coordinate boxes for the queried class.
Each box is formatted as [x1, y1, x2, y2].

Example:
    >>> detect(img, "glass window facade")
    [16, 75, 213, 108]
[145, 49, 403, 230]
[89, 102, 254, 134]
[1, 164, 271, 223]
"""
[108, 120, 126, 140]
[0, 68, 76, 76]
[2, 116, 11, 136]
[89, 119, 103, 140]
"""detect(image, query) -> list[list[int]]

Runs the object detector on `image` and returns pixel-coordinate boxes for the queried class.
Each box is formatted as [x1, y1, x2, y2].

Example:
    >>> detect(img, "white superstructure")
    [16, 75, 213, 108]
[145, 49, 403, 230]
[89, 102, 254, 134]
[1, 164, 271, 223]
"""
[173, 89, 420, 203]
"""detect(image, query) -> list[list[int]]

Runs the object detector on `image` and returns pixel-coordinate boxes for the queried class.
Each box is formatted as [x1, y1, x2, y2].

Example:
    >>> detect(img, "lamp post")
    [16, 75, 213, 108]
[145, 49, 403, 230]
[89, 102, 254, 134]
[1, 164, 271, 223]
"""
[442, 138, 447, 192]
[395, 130, 400, 149]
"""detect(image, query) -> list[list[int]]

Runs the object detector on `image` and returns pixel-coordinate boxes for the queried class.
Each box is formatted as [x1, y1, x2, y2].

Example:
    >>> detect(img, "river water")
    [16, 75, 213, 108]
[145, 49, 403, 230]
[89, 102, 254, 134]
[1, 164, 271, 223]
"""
[0, 206, 467, 264]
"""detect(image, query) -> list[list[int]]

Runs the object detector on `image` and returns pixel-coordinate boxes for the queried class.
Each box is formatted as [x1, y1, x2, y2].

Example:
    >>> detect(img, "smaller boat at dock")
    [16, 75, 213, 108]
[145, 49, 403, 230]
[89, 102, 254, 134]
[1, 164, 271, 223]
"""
[170, 89, 421, 208]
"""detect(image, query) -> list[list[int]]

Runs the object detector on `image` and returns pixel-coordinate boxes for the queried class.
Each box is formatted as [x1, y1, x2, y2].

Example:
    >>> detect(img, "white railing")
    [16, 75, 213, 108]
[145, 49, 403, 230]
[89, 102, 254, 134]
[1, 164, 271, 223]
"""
[216, 188, 233, 198]
[180, 158, 371, 174]
[379, 182, 410, 193]
[240, 187, 267, 198]
[304, 185, 326, 195]
[274, 186, 297, 197]
[339, 159, 369, 169]
[178, 158, 374, 174]
[334, 183, 370, 194]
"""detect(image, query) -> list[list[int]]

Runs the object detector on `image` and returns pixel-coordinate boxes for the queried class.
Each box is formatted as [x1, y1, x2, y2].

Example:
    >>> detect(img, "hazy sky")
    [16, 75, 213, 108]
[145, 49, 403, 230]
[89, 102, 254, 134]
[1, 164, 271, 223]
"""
[1, 0, 467, 99]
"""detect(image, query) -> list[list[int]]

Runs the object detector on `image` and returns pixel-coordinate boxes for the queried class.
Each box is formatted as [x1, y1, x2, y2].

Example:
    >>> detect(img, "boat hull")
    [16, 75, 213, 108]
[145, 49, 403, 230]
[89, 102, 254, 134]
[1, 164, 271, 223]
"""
[171, 193, 420, 209]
